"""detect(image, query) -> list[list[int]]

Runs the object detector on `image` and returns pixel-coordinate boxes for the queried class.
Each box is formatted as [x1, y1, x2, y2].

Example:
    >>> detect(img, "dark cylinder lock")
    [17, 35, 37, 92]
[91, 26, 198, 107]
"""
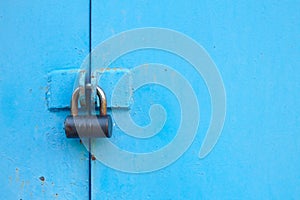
[64, 86, 112, 138]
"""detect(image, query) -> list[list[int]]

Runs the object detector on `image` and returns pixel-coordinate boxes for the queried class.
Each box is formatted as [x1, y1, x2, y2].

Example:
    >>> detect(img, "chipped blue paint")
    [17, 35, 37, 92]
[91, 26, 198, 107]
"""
[47, 69, 79, 110]
[0, 0, 300, 200]
[0, 1, 90, 199]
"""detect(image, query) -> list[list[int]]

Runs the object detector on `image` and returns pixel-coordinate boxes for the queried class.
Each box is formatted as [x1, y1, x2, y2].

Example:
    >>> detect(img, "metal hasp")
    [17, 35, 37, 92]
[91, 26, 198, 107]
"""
[64, 86, 112, 138]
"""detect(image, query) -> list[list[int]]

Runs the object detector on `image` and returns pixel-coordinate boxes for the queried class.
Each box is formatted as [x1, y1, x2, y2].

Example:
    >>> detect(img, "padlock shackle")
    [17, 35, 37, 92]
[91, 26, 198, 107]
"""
[70, 86, 107, 116]
[96, 86, 107, 116]
[71, 87, 81, 116]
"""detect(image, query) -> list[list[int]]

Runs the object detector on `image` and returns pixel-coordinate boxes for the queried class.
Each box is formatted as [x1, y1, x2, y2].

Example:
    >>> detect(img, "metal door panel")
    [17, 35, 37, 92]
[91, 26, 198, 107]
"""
[0, 1, 90, 199]
[1, 1, 299, 199]
[90, 1, 300, 199]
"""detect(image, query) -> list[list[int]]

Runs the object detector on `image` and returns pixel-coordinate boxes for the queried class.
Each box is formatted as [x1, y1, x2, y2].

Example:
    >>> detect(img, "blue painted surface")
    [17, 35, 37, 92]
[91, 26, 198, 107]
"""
[0, 0, 299, 199]
[91, 1, 300, 199]
[0, 1, 90, 199]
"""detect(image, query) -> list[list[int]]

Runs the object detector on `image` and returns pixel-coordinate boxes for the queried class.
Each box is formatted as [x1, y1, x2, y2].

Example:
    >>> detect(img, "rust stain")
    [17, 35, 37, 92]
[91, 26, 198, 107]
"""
[39, 176, 45, 182]
[91, 154, 96, 160]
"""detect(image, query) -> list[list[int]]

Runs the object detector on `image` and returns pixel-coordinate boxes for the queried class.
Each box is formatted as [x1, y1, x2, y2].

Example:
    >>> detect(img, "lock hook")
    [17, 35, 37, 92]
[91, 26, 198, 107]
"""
[96, 86, 107, 116]
[70, 86, 107, 117]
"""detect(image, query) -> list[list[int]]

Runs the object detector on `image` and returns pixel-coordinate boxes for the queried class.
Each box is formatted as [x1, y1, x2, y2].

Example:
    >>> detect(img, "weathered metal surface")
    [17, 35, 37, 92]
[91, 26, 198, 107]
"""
[64, 115, 112, 138]
[0, 0, 300, 200]
[91, 1, 300, 199]
[0, 1, 90, 199]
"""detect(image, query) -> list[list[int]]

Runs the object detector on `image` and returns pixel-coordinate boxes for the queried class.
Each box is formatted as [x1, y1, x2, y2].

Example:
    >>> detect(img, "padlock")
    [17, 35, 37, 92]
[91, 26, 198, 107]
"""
[64, 86, 112, 138]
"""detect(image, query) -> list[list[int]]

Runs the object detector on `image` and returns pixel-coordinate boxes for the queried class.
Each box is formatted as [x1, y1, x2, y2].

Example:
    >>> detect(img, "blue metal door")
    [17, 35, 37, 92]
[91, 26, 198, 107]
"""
[1, 1, 299, 199]
[90, 1, 300, 199]
[0, 1, 90, 199]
